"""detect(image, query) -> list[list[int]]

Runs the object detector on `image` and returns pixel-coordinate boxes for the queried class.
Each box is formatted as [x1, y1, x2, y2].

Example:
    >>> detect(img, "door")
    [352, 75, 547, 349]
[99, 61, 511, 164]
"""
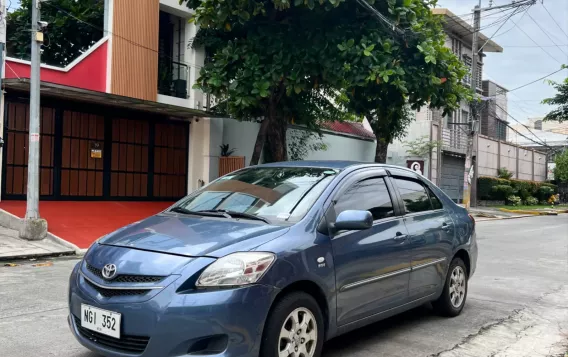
[391, 176, 454, 300]
[440, 154, 465, 203]
[331, 173, 411, 326]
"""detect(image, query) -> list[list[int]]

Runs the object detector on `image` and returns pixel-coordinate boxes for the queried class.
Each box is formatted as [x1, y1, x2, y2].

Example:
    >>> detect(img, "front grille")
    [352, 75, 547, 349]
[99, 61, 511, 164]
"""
[87, 263, 165, 284]
[84, 279, 150, 298]
[73, 316, 149, 354]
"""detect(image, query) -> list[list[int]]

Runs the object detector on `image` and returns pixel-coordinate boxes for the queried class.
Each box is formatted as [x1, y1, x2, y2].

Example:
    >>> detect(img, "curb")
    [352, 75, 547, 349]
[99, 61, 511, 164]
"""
[498, 208, 558, 216]
[475, 214, 535, 222]
[0, 208, 84, 257]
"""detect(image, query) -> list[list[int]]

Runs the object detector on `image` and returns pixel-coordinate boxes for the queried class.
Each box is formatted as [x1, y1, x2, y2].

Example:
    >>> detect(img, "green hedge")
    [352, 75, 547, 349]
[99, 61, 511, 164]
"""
[477, 176, 557, 201]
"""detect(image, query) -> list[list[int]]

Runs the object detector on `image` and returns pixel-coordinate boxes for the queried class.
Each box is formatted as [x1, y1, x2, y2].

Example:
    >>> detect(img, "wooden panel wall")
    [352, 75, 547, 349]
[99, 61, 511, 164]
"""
[61, 111, 105, 197]
[153, 122, 187, 198]
[111, 0, 160, 101]
[4, 102, 55, 196]
[110, 118, 149, 198]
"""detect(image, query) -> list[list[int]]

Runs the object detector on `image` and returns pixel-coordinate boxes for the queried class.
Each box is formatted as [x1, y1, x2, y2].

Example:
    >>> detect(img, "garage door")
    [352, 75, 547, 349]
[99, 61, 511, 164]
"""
[2, 99, 189, 201]
[440, 153, 465, 203]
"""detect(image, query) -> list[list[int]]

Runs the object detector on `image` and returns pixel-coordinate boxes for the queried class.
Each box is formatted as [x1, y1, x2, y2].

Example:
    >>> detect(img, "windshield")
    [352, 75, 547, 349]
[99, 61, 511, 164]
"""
[173, 167, 338, 223]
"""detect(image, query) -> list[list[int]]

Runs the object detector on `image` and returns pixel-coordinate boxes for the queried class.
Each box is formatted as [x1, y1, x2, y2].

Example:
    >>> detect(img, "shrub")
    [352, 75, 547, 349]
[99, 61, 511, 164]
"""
[536, 186, 555, 202]
[492, 185, 515, 200]
[477, 176, 558, 201]
[497, 167, 514, 180]
[525, 196, 538, 205]
[507, 195, 522, 206]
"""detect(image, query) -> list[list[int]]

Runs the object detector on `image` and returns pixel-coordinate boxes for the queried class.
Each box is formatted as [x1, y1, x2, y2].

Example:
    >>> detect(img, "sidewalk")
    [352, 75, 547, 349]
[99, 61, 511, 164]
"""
[0, 226, 75, 261]
[469, 207, 536, 221]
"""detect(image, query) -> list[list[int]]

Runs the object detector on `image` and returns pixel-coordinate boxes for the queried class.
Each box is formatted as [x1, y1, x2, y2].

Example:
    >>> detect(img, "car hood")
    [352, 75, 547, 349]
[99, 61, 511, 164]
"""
[99, 213, 290, 258]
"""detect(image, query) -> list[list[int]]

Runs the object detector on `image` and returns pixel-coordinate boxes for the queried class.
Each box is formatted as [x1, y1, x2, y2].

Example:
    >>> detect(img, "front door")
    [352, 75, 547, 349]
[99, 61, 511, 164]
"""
[331, 172, 411, 326]
[391, 177, 454, 300]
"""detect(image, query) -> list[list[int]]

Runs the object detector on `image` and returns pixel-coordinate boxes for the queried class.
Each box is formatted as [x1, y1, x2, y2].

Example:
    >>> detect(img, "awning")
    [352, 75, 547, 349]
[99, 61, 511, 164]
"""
[3, 78, 210, 119]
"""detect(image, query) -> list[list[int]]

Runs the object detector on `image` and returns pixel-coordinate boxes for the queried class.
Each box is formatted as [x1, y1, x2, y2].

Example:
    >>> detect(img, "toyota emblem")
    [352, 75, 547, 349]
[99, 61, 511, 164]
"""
[101, 264, 117, 280]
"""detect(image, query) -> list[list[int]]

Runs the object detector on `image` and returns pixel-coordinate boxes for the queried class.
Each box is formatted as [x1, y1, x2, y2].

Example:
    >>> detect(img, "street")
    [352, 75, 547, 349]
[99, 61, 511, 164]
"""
[1, 215, 567, 357]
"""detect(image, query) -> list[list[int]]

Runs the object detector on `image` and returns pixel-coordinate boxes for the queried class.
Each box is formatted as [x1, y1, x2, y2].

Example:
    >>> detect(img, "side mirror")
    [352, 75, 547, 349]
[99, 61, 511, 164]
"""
[333, 210, 373, 231]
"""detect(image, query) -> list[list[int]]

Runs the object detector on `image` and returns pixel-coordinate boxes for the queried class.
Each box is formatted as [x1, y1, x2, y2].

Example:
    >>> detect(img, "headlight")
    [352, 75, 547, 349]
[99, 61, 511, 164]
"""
[196, 252, 276, 287]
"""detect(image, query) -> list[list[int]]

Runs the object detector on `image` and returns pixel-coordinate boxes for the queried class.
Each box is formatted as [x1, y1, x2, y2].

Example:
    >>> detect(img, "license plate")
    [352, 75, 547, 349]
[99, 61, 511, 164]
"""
[81, 304, 121, 339]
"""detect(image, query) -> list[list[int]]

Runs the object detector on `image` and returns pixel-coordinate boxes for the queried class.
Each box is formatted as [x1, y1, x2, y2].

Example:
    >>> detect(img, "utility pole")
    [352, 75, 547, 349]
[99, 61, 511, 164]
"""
[462, 2, 481, 210]
[20, 0, 47, 240]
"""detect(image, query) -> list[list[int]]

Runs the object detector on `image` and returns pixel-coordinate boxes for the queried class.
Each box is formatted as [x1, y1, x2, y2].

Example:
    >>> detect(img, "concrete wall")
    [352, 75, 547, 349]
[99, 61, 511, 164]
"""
[221, 118, 376, 170]
[476, 135, 547, 181]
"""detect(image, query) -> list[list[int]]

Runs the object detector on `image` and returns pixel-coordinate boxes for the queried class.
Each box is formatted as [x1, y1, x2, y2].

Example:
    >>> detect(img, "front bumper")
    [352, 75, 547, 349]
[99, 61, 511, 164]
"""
[68, 262, 279, 357]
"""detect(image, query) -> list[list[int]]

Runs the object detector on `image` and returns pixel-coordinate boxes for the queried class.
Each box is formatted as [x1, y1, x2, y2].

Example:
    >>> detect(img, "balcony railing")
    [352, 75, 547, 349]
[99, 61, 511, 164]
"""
[442, 128, 468, 154]
[158, 59, 189, 99]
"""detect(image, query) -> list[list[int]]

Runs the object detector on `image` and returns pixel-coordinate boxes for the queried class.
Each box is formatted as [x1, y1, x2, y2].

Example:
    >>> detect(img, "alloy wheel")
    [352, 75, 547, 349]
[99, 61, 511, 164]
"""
[449, 265, 466, 308]
[278, 307, 318, 357]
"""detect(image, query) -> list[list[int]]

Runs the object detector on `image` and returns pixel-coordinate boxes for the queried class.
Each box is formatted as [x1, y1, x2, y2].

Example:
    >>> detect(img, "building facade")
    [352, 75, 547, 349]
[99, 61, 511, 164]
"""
[481, 80, 508, 141]
[0, 0, 376, 202]
[387, 8, 504, 202]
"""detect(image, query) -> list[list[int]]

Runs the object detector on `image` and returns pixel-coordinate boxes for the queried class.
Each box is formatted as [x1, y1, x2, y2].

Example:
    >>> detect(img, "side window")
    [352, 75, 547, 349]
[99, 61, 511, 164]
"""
[428, 188, 443, 210]
[334, 177, 395, 221]
[393, 178, 432, 214]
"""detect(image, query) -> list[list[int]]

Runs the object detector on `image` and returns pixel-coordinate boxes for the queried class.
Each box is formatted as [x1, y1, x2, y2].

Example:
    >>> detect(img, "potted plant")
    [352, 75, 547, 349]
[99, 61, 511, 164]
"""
[218, 144, 245, 176]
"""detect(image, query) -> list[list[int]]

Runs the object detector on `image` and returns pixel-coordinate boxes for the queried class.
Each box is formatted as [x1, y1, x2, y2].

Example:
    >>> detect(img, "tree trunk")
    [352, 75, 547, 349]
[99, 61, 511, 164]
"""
[374, 139, 389, 163]
[265, 115, 288, 163]
[250, 119, 269, 166]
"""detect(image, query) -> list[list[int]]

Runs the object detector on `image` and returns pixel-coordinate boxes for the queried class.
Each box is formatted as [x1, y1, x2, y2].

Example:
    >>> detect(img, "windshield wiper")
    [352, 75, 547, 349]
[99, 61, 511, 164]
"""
[197, 209, 271, 224]
[169, 206, 227, 218]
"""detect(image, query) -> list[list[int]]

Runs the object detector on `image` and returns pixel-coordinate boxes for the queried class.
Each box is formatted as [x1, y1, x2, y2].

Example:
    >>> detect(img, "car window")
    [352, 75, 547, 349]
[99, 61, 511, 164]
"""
[428, 188, 443, 210]
[334, 177, 395, 221]
[393, 178, 433, 214]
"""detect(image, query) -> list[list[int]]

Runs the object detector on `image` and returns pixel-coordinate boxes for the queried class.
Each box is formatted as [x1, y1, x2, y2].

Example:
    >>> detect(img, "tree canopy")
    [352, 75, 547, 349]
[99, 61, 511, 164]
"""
[6, 0, 104, 67]
[554, 149, 568, 183]
[185, 0, 470, 163]
[543, 66, 568, 123]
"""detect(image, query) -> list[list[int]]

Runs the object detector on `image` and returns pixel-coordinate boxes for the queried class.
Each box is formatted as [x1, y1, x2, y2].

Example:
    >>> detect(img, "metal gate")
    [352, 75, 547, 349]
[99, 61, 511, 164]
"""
[440, 153, 465, 203]
[2, 99, 189, 201]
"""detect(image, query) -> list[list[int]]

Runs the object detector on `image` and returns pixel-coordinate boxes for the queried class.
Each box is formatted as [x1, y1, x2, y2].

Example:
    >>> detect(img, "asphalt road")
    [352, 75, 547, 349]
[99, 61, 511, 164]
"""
[0, 215, 567, 357]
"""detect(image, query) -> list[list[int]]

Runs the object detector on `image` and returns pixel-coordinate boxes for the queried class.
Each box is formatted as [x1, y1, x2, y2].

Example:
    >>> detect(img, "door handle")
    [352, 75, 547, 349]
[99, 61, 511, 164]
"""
[442, 222, 452, 231]
[393, 232, 407, 241]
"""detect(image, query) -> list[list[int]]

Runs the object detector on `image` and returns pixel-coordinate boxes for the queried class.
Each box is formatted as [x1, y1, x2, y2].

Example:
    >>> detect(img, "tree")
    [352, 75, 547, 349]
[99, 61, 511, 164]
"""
[6, 0, 104, 67]
[404, 135, 440, 159]
[185, 0, 469, 164]
[335, 1, 470, 163]
[542, 65, 568, 123]
[554, 149, 568, 183]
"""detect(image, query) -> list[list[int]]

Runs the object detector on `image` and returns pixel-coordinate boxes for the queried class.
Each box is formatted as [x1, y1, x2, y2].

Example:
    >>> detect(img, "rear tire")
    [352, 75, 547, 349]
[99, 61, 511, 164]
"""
[433, 257, 468, 317]
[260, 292, 324, 357]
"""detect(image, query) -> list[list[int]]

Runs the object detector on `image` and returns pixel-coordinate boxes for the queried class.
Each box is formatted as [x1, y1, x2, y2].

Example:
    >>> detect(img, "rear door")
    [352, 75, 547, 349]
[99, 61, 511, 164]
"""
[330, 170, 412, 326]
[389, 173, 454, 301]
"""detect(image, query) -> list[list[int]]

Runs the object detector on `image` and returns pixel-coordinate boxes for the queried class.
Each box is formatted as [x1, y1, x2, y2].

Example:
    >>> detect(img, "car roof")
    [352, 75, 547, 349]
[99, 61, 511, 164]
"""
[254, 160, 425, 178]
[256, 160, 368, 170]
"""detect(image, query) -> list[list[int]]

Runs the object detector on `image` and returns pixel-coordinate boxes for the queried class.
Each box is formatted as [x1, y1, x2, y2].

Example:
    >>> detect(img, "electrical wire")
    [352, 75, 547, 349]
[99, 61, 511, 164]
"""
[526, 10, 568, 57]
[506, 10, 564, 65]
[542, 2, 568, 39]
[493, 102, 550, 147]
[498, 67, 567, 95]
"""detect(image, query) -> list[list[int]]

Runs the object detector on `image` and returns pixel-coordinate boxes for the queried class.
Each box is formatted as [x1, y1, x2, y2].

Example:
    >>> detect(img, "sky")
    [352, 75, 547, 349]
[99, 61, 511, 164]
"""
[436, 0, 568, 124]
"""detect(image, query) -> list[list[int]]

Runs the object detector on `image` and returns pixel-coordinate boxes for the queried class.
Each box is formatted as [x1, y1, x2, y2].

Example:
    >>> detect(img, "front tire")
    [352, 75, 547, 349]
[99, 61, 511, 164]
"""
[260, 292, 324, 357]
[433, 257, 468, 317]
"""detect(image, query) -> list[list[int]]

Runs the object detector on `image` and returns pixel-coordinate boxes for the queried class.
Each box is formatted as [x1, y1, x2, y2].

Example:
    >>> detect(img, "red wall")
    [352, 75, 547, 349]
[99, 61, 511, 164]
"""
[5, 40, 108, 93]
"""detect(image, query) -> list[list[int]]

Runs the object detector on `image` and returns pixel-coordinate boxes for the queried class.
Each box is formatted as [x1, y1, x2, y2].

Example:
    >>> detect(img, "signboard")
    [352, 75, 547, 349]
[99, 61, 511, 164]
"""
[407, 160, 424, 176]
[547, 163, 556, 181]
[90, 142, 102, 159]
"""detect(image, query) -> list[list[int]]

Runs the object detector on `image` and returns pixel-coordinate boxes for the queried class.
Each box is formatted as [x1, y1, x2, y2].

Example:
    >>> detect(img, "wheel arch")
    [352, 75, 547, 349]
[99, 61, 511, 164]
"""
[453, 249, 471, 278]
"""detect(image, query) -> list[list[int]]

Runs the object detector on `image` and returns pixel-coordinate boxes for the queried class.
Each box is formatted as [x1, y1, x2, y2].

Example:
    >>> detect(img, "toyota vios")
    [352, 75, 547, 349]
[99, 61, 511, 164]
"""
[68, 161, 477, 357]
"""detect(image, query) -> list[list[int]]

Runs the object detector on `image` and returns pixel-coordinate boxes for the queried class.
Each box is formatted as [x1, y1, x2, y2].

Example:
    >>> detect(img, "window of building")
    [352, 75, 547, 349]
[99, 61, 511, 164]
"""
[393, 178, 433, 214]
[335, 177, 395, 221]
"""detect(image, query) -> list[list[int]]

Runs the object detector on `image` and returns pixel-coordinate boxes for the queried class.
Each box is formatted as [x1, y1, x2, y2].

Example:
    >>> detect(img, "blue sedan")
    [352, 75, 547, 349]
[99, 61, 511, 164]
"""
[68, 161, 477, 357]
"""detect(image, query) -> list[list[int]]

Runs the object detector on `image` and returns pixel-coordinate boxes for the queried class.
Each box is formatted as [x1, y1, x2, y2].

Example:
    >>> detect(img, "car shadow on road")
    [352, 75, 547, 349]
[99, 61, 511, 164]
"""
[323, 304, 444, 356]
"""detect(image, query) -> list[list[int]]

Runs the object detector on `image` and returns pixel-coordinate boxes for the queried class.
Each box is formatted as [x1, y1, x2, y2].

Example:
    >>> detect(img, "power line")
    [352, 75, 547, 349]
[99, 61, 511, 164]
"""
[506, 67, 567, 94]
[478, 4, 527, 52]
[542, 2, 568, 39]
[525, 10, 568, 57]
[491, 5, 530, 40]
[494, 102, 550, 147]
[507, 11, 564, 64]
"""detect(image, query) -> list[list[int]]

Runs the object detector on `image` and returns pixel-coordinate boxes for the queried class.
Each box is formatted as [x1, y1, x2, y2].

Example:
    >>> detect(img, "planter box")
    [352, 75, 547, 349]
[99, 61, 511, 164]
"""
[219, 156, 245, 177]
